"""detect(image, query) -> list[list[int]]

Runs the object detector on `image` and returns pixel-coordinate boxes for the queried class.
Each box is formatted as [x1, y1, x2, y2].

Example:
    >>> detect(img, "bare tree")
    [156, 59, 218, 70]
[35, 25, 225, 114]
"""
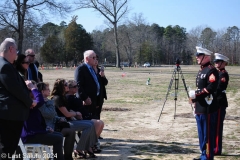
[75, 0, 129, 68]
[0, 0, 71, 53]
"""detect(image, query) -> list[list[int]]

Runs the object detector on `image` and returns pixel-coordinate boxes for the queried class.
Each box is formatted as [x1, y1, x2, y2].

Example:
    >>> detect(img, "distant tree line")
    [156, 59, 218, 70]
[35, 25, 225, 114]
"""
[92, 20, 240, 66]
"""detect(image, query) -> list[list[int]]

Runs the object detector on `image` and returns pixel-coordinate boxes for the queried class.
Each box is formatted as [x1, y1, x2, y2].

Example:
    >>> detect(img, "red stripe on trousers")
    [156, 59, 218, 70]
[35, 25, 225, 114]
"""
[215, 108, 221, 154]
[207, 114, 211, 160]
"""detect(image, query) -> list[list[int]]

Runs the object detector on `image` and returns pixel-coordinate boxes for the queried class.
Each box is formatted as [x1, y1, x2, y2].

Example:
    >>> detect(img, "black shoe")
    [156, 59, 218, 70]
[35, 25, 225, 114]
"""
[92, 146, 102, 153]
[74, 150, 86, 159]
[214, 152, 221, 155]
[98, 136, 103, 139]
[86, 150, 97, 158]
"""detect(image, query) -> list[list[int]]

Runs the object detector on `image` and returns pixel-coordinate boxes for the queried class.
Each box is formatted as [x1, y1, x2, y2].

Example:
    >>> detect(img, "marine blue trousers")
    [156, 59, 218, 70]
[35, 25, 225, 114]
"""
[195, 111, 217, 160]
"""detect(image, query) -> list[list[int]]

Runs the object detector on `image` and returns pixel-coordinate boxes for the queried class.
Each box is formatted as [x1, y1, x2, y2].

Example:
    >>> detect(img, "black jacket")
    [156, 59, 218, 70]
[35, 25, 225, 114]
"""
[74, 63, 98, 113]
[216, 68, 229, 107]
[194, 62, 219, 114]
[96, 67, 108, 106]
[0, 57, 32, 121]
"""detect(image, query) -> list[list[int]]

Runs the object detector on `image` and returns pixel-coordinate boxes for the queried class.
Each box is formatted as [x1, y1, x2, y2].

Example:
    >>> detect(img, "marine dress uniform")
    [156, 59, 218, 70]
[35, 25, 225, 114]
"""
[213, 53, 229, 155]
[190, 47, 219, 160]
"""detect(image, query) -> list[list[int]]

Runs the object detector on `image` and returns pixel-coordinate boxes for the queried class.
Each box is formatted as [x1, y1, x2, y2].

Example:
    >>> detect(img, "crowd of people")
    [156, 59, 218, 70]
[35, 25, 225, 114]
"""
[0, 38, 107, 159]
[189, 46, 229, 160]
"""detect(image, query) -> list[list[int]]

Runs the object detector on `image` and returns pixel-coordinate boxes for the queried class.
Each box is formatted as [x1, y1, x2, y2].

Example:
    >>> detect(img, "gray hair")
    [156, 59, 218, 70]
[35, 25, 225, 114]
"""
[84, 50, 94, 59]
[0, 38, 16, 54]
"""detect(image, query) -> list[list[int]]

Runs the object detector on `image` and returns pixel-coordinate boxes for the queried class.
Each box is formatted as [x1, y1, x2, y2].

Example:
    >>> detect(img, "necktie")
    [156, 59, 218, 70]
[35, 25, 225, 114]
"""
[89, 67, 100, 95]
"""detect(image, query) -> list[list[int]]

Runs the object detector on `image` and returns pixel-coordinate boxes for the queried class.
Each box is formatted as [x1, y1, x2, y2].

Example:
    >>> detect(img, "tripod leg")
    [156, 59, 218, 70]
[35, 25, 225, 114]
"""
[174, 69, 179, 119]
[179, 67, 194, 111]
[158, 69, 176, 122]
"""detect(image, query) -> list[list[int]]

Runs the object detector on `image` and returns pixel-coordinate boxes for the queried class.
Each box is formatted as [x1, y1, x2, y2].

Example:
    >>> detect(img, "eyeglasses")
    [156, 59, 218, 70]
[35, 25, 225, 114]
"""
[27, 55, 35, 57]
[64, 83, 68, 87]
[69, 85, 77, 88]
[89, 56, 96, 60]
[22, 61, 30, 64]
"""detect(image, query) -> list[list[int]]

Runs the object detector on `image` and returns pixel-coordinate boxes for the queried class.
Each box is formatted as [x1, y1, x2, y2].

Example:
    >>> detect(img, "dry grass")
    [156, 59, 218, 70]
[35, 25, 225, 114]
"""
[41, 65, 240, 160]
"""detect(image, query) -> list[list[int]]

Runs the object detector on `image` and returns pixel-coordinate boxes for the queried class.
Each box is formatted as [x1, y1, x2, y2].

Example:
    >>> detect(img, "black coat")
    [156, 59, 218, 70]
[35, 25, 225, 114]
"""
[74, 63, 98, 113]
[96, 68, 108, 107]
[216, 68, 229, 107]
[194, 62, 219, 114]
[0, 57, 32, 121]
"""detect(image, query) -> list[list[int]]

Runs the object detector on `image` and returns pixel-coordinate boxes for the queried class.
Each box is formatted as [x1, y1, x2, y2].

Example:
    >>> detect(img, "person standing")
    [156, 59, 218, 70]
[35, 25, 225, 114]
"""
[74, 50, 100, 118]
[25, 48, 39, 82]
[213, 53, 229, 155]
[93, 55, 108, 120]
[34, 60, 43, 82]
[189, 46, 219, 160]
[0, 38, 35, 159]
[13, 54, 29, 80]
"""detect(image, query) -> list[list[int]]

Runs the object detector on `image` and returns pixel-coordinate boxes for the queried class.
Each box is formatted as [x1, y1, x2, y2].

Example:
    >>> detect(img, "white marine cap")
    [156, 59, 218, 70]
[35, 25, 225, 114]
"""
[195, 46, 213, 56]
[214, 53, 229, 62]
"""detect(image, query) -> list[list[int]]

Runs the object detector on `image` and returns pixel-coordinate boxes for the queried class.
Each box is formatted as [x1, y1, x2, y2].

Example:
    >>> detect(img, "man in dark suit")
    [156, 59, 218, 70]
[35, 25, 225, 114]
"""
[0, 38, 36, 159]
[74, 50, 100, 118]
[25, 48, 39, 82]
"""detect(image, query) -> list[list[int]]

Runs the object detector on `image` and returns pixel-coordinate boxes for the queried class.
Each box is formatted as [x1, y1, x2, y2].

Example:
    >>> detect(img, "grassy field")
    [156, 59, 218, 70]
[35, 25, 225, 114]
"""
[41, 65, 240, 160]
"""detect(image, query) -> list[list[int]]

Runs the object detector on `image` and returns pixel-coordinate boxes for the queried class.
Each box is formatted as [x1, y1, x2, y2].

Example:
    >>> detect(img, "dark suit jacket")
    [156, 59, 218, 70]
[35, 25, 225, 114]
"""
[0, 57, 32, 121]
[74, 63, 98, 113]
[96, 68, 108, 107]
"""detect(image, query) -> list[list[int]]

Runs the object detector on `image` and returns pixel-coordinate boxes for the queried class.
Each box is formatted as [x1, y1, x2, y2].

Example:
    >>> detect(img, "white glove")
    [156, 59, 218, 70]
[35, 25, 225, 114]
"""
[205, 94, 213, 105]
[189, 90, 196, 99]
[193, 108, 196, 117]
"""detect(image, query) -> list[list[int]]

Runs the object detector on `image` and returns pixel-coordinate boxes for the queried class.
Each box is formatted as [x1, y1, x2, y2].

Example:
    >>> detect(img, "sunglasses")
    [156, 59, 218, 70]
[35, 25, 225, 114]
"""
[89, 56, 96, 60]
[22, 61, 30, 64]
[69, 85, 77, 88]
[64, 83, 68, 86]
[27, 55, 35, 57]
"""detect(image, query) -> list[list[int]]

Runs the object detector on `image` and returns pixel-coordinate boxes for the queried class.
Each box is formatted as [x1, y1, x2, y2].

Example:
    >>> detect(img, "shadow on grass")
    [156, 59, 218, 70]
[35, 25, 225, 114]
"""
[97, 138, 240, 159]
[96, 138, 200, 159]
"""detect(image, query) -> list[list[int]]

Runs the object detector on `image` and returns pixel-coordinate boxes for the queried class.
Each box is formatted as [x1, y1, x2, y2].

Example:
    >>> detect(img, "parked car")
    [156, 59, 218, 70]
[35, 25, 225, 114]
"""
[143, 62, 151, 67]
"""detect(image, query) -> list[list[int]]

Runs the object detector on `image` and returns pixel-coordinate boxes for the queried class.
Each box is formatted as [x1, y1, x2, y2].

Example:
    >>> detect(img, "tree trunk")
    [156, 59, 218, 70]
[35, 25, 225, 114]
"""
[113, 23, 120, 68]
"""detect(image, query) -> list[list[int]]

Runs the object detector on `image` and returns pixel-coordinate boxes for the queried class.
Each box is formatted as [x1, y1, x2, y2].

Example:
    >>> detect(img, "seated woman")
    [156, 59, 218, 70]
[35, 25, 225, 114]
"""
[66, 80, 104, 152]
[37, 82, 75, 160]
[50, 78, 98, 158]
[21, 80, 64, 160]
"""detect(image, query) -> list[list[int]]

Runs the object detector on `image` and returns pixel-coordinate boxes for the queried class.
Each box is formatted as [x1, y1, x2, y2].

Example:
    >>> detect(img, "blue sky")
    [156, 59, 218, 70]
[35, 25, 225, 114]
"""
[50, 0, 240, 33]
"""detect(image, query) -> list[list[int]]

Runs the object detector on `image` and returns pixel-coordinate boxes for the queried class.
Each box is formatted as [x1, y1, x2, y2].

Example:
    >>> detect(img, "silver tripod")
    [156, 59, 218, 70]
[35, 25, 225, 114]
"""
[158, 64, 193, 122]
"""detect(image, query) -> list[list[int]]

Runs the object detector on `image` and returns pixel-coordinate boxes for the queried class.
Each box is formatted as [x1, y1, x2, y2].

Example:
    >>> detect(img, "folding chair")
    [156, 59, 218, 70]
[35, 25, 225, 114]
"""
[13, 139, 52, 160]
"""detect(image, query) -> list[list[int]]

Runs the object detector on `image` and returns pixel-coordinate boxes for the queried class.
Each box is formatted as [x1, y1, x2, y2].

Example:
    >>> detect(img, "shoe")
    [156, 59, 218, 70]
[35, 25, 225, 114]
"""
[86, 149, 97, 158]
[98, 136, 103, 139]
[92, 146, 102, 153]
[74, 150, 86, 159]
[214, 152, 222, 155]
[192, 156, 201, 160]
